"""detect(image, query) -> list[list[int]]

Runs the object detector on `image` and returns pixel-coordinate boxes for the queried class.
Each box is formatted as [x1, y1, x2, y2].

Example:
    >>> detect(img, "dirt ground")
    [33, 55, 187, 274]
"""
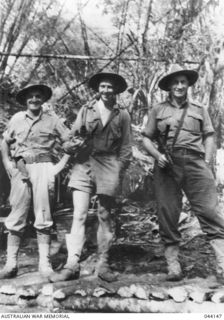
[0, 201, 221, 313]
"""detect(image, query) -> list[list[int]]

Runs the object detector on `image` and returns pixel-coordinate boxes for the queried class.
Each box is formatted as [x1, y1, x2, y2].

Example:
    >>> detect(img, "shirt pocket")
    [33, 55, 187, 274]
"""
[86, 119, 98, 134]
[15, 129, 27, 145]
[184, 112, 203, 133]
[16, 129, 26, 138]
[39, 129, 53, 143]
[156, 114, 174, 133]
[109, 121, 122, 141]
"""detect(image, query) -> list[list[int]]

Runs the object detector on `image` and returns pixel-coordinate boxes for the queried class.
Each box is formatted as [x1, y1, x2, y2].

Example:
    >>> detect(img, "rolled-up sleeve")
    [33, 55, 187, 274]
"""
[2, 114, 18, 143]
[202, 107, 215, 136]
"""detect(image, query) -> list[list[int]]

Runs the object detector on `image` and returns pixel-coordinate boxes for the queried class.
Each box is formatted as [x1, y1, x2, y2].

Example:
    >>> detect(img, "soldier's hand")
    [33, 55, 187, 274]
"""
[62, 137, 85, 155]
[157, 154, 169, 168]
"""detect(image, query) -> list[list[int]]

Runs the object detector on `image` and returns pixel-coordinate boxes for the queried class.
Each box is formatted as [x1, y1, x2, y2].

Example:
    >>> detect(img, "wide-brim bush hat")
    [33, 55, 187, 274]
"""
[88, 72, 127, 94]
[158, 64, 199, 91]
[16, 84, 52, 105]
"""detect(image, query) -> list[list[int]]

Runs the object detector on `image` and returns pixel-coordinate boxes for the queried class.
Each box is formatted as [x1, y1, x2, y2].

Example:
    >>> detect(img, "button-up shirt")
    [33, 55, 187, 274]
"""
[3, 109, 70, 159]
[142, 98, 214, 154]
[71, 99, 132, 166]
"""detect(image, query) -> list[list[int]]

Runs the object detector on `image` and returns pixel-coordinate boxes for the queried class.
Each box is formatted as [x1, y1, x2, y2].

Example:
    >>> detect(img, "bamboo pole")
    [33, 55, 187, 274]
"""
[0, 52, 200, 64]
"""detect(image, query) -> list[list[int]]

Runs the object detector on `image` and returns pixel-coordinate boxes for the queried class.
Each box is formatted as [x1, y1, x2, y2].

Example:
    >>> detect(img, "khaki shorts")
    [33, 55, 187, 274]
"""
[68, 155, 120, 197]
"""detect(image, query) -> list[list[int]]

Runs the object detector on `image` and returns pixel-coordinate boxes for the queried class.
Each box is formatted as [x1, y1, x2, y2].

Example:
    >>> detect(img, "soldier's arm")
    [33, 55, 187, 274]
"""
[51, 117, 71, 175]
[118, 109, 132, 170]
[141, 108, 168, 168]
[51, 153, 70, 176]
[204, 133, 215, 165]
[1, 139, 14, 178]
[1, 114, 18, 178]
[201, 107, 215, 165]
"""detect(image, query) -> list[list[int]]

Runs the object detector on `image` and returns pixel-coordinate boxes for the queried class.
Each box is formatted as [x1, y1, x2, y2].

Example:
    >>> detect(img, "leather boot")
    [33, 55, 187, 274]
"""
[210, 239, 224, 283]
[0, 233, 21, 279]
[164, 245, 183, 281]
[95, 224, 117, 282]
[37, 231, 55, 277]
[95, 253, 118, 282]
[49, 234, 80, 282]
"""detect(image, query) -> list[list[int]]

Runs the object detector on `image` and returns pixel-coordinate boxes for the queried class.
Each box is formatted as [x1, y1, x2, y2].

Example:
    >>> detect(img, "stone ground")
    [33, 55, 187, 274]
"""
[0, 202, 224, 313]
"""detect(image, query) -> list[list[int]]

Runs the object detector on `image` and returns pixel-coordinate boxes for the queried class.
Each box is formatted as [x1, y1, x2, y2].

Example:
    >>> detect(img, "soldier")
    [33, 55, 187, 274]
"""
[50, 72, 132, 282]
[0, 84, 70, 279]
[142, 64, 224, 282]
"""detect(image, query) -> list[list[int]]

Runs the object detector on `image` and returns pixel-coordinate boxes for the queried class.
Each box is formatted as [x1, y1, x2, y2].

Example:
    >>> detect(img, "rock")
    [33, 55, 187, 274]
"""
[167, 287, 188, 303]
[117, 286, 133, 298]
[93, 287, 109, 298]
[17, 297, 37, 308]
[130, 284, 150, 300]
[41, 284, 54, 296]
[36, 294, 56, 309]
[74, 289, 87, 297]
[150, 288, 169, 301]
[0, 285, 16, 295]
[53, 289, 66, 300]
[17, 287, 37, 298]
[0, 292, 17, 305]
[211, 290, 224, 303]
[188, 288, 208, 303]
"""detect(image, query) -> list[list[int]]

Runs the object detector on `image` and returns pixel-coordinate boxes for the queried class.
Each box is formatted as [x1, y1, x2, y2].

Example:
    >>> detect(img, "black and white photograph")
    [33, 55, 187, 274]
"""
[0, 0, 224, 316]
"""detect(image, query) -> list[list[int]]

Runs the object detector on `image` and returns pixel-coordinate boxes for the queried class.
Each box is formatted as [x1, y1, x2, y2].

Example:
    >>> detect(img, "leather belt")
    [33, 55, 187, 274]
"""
[15, 154, 53, 164]
[172, 148, 204, 157]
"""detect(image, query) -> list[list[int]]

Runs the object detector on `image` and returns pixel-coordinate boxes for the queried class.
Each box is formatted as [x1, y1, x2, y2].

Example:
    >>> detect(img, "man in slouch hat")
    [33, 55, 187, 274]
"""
[50, 72, 132, 283]
[0, 84, 70, 279]
[142, 64, 224, 282]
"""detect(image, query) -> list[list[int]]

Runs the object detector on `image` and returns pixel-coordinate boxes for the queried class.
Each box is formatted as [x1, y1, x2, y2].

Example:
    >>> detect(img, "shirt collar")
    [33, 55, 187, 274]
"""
[24, 108, 43, 120]
[92, 99, 120, 113]
[167, 95, 189, 109]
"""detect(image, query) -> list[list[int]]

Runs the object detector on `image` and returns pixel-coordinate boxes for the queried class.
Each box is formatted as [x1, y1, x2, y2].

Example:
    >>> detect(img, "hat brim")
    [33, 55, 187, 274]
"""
[158, 70, 198, 91]
[16, 84, 52, 105]
[88, 72, 127, 94]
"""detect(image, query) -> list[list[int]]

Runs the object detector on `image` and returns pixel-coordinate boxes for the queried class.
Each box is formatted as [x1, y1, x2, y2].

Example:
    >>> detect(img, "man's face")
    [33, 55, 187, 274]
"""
[26, 90, 44, 111]
[98, 79, 115, 103]
[169, 75, 189, 99]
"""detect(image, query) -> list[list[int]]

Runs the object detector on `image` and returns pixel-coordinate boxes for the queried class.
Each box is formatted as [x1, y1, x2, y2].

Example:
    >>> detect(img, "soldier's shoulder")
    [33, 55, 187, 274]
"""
[189, 100, 203, 109]
[151, 100, 168, 112]
[86, 99, 98, 109]
[155, 100, 169, 108]
[10, 111, 26, 121]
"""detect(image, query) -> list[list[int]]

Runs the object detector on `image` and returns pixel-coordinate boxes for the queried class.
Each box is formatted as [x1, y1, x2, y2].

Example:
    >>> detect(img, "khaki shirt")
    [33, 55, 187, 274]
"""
[3, 109, 70, 159]
[142, 99, 214, 154]
[71, 100, 132, 166]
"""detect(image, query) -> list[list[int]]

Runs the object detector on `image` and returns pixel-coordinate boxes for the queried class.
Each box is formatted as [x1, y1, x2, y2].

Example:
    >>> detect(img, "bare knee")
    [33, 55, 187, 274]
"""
[73, 208, 88, 225]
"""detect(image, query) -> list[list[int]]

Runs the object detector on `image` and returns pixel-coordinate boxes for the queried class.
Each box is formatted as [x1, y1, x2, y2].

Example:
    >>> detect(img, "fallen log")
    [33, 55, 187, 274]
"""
[59, 296, 224, 313]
